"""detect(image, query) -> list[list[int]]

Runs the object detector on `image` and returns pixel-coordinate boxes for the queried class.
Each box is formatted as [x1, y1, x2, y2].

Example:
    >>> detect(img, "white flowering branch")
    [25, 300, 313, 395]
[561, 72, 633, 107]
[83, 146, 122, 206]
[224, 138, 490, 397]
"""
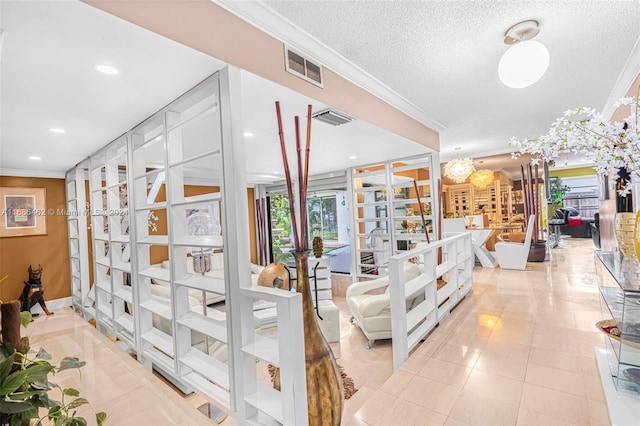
[510, 96, 640, 196]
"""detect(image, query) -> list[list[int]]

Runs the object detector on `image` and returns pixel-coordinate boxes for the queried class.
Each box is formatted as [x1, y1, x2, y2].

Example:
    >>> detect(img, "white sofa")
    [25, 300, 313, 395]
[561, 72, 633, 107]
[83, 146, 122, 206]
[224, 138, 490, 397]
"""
[346, 261, 423, 348]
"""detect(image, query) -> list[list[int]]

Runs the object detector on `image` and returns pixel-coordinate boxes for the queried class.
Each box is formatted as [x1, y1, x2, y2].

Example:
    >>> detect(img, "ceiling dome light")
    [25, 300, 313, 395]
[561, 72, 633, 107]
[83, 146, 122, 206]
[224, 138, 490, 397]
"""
[95, 64, 119, 75]
[499, 41, 549, 88]
[49, 127, 65, 134]
[498, 20, 549, 89]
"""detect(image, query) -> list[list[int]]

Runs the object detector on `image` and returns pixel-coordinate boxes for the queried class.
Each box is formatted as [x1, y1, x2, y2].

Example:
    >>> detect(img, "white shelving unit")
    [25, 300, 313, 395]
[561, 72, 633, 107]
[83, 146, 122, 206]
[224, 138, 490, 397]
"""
[88, 134, 132, 345]
[65, 161, 92, 319]
[72, 68, 308, 425]
[349, 154, 440, 279]
[388, 232, 474, 370]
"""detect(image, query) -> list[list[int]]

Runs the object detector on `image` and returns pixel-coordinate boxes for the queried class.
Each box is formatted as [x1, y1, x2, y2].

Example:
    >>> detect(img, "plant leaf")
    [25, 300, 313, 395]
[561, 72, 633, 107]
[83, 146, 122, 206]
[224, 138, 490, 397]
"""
[25, 363, 55, 383]
[0, 352, 14, 383]
[58, 357, 86, 372]
[6, 389, 42, 400]
[67, 397, 88, 409]
[96, 411, 108, 426]
[36, 347, 52, 360]
[31, 379, 51, 391]
[0, 370, 28, 396]
[0, 399, 33, 413]
[68, 418, 88, 426]
[20, 311, 32, 328]
[62, 388, 80, 397]
[47, 404, 62, 420]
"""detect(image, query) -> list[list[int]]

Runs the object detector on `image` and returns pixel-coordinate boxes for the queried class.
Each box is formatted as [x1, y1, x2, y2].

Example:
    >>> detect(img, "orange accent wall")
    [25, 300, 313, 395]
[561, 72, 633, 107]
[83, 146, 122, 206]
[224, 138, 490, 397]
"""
[0, 177, 70, 302]
[148, 184, 257, 265]
[83, 0, 439, 152]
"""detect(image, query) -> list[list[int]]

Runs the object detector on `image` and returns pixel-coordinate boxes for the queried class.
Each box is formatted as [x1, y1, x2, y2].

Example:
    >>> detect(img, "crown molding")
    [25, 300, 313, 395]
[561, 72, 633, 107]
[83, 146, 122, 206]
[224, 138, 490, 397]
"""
[0, 168, 66, 179]
[213, 0, 445, 133]
[602, 34, 640, 119]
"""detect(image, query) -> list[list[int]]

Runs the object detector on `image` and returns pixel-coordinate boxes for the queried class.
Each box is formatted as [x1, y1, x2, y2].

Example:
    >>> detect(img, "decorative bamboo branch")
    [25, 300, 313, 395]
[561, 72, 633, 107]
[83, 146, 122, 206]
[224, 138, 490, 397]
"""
[534, 163, 540, 242]
[413, 180, 430, 244]
[521, 165, 529, 220]
[275, 102, 314, 252]
[275, 101, 301, 250]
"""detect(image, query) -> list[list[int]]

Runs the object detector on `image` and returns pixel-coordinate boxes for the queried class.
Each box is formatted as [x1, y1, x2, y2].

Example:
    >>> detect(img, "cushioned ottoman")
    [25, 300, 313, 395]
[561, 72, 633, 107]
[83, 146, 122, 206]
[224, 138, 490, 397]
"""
[317, 300, 340, 343]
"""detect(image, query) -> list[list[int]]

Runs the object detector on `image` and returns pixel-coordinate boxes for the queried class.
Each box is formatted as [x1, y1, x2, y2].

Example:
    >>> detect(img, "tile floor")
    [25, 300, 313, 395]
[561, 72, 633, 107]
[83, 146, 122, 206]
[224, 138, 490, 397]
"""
[25, 237, 622, 425]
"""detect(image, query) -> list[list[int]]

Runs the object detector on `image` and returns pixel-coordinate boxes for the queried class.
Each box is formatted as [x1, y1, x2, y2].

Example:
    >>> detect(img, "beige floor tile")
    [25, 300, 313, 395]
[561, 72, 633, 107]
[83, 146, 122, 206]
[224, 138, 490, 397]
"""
[416, 358, 473, 389]
[586, 400, 611, 426]
[516, 407, 576, 425]
[529, 346, 598, 377]
[379, 369, 415, 397]
[520, 383, 589, 425]
[463, 369, 524, 406]
[443, 417, 472, 426]
[345, 385, 376, 414]
[483, 338, 531, 361]
[431, 343, 481, 368]
[376, 399, 447, 426]
[473, 350, 528, 381]
[448, 390, 519, 425]
[583, 374, 606, 403]
[525, 363, 586, 397]
[397, 375, 461, 416]
[355, 390, 398, 425]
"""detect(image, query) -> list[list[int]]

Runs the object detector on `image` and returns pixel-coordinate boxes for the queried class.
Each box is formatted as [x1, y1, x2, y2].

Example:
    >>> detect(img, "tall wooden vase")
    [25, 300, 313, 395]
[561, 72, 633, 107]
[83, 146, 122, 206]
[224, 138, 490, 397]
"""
[288, 250, 343, 425]
[614, 212, 638, 259]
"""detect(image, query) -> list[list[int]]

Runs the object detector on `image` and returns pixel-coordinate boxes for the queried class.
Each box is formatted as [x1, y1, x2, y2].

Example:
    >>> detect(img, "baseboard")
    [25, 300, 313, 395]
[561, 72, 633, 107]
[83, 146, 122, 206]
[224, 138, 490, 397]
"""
[29, 296, 72, 315]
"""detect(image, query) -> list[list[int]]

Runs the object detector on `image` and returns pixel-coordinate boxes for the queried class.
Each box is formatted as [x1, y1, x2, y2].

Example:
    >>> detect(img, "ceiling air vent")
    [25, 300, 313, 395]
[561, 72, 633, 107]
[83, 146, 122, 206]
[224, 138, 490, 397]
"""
[312, 108, 355, 126]
[284, 45, 324, 88]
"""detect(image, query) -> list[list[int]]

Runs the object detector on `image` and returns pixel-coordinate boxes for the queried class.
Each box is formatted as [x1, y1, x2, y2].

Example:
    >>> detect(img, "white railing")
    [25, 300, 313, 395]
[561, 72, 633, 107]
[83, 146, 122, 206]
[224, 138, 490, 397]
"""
[237, 286, 307, 425]
[389, 233, 474, 370]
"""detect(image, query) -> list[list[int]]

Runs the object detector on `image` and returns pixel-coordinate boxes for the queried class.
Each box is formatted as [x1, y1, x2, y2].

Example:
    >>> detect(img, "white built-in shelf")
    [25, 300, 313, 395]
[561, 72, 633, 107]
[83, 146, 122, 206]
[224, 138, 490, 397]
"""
[141, 329, 174, 357]
[171, 192, 221, 207]
[168, 149, 220, 169]
[174, 274, 224, 294]
[96, 281, 111, 293]
[435, 261, 456, 277]
[94, 233, 109, 241]
[137, 235, 169, 245]
[114, 313, 134, 333]
[96, 304, 112, 318]
[111, 262, 131, 273]
[173, 235, 223, 248]
[241, 334, 279, 366]
[167, 102, 217, 133]
[140, 296, 172, 320]
[244, 383, 283, 425]
[110, 235, 130, 243]
[139, 267, 170, 282]
[182, 371, 230, 406]
[177, 311, 227, 342]
[134, 201, 167, 211]
[180, 348, 229, 390]
[113, 286, 133, 303]
[95, 257, 109, 267]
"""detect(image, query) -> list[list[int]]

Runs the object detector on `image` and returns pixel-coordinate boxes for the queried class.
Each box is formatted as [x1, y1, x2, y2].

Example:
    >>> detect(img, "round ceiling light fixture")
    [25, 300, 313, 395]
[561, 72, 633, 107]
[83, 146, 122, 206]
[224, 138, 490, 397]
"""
[444, 158, 475, 183]
[498, 20, 549, 89]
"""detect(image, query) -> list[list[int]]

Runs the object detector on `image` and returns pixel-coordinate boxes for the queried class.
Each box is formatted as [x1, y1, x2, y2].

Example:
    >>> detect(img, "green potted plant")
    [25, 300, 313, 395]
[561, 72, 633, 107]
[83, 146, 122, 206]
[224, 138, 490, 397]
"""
[0, 301, 107, 426]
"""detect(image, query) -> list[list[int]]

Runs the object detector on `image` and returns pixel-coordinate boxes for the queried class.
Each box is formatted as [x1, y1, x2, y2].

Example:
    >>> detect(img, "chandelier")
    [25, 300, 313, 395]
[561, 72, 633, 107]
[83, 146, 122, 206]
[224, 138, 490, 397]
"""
[444, 158, 475, 183]
[469, 169, 495, 189]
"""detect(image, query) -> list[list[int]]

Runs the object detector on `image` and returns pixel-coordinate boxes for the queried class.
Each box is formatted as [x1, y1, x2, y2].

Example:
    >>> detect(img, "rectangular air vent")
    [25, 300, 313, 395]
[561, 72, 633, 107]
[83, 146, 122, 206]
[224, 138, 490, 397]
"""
[284, 45, 324, 88]
[312, 108, 354, 126]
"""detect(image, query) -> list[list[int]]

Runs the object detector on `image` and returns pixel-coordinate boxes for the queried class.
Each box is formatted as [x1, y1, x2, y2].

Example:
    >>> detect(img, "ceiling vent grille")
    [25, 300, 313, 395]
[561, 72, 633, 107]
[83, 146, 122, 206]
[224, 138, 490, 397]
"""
[284, 45, 324, 88]
[312, 108, 354, 126]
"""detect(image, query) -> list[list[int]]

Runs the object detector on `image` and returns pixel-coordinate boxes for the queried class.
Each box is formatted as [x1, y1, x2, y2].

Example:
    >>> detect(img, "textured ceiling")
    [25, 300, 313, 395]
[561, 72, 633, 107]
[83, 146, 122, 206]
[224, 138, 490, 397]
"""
[1, 0, 639, 181]
[263, 0, 640, 161]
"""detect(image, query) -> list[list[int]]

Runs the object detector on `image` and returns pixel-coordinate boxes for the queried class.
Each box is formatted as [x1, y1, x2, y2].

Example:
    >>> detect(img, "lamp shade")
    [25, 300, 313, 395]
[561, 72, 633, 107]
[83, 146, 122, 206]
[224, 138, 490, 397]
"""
[498, 40, 549, 88]
[444, 158, 475, 183]
[469, 169, 495, 189]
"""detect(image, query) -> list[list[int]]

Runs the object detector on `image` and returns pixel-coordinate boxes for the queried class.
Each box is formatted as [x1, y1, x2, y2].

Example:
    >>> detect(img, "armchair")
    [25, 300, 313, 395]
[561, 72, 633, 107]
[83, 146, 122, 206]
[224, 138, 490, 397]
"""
[494, 214, 536, 270]
[346, 261, 422, 348]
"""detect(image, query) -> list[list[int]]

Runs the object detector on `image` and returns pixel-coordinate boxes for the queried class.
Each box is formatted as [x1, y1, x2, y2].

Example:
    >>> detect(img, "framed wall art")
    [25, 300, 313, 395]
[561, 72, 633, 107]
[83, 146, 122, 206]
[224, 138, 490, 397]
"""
[0, 187, 47, 237]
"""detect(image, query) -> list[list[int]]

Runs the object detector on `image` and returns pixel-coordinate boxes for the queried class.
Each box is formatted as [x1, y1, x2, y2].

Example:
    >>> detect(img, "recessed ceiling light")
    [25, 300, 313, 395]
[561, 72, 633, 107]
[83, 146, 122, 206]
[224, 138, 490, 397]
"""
[349, 155, 357, 160]
[243, 131, 254, 137]
[95, 64, 119, 75]
[454, 146, 462, 151]
[29, 156, 42, 161]
[49, 128, 65, 134]
[273, 170, 281, 174]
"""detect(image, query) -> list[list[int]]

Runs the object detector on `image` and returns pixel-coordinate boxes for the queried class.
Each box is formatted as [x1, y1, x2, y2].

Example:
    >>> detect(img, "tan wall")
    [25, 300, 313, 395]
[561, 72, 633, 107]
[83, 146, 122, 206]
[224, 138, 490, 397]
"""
[0, 176, 70, 302]
[600, 73, 640, 251]
[83, 0, 440, 152]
